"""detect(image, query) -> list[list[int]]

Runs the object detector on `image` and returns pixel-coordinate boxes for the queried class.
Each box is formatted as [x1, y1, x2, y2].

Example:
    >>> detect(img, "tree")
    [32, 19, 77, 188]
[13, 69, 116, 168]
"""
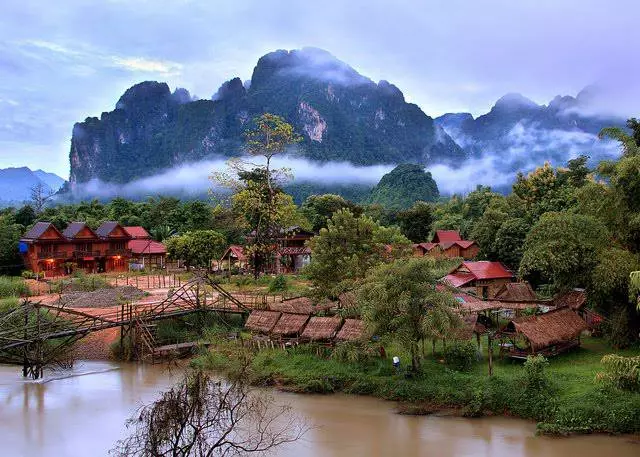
[212, 114, 302, 279]
[358, 257, 460, 372]
[151, 226, 177, 242]
[306, 209, 411, 298]
[519, 212, 607, 290]
[166, 231, 226, 270]
[493, 217, 530, 268]
[111, 368, 306, 457]
[300, 194, 360, 232]
[30, 182, 54, 213]
[0, 215, 23, 275]
[14, 205, 36, 227]
[397, 201, 434, 242]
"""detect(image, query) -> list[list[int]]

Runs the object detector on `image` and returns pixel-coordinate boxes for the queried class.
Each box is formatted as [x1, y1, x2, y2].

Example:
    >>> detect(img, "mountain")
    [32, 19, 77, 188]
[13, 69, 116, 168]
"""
[434, 88, 626, 173]
[68, 48, 466, 186]
[367, 163, 439, 210]
[33, 169, 65, 192]
[0, 167, 65, 206]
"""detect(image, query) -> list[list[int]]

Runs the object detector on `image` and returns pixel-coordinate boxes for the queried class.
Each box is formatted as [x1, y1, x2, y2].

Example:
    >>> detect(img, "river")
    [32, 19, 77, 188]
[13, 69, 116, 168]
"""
[1, 362, 638, 457]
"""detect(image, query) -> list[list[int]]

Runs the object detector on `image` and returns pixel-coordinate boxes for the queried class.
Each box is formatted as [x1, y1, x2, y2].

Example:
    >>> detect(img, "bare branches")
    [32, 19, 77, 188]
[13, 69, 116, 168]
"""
[111, 367, 308, 457]
[30, 182, 54, 213]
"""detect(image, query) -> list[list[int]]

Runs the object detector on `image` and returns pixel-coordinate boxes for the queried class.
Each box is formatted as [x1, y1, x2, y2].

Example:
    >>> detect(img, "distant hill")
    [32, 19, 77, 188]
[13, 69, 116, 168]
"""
[434, 89, 626, 173]
[0, 167, 65, 207]
[367, 163, 439, 209]
[68, 47, 465, 186]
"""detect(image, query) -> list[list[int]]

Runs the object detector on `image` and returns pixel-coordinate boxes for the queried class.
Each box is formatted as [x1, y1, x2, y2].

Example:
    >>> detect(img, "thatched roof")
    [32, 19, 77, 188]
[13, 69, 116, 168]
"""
[337, 291, 357, 309]
[494, 282, 537, 301]
[505, 308, 588, 350]
[245, 310, 281, 333]
[335, 319, 366, 342]
[552, 289, 587, 310]
[271, 313, 309, 337]
[301, 316, 343, 341]
[269, 297, 332, 315]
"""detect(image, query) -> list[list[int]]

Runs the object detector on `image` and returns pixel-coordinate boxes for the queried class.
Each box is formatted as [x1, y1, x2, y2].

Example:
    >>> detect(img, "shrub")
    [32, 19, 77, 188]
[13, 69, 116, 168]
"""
[522, 354, 550, 390]
[596, 354, 640, 392]
[0, 276, 30, 298]
[268, 274, 288, 292]
[443, 341, 477, 372]
[602, 308, 634, 349]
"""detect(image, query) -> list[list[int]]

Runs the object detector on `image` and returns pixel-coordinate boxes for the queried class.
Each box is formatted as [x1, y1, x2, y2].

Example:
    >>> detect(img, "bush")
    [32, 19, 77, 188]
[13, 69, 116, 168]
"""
[443, 341, 477, 372]
[596, 354, 640, 392]
[522, 354, 550, 390]
[0, 276, 30, 298]
[602, 308, 634, 349]
[268, 274, 288, 292]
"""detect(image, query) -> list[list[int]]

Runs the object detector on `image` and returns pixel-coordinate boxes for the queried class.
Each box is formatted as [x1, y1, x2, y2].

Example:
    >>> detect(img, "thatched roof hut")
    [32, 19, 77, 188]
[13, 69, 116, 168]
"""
[271, 313, 310, 337]
[552, 288, 587, 310]
[300, 316, 343, 342]
[500, 307, 588, 357]
[494, 282, 537, 301]
[245, 310, 281, 334]
[335, 319, 366, 342]
[269, 297, 333, 315]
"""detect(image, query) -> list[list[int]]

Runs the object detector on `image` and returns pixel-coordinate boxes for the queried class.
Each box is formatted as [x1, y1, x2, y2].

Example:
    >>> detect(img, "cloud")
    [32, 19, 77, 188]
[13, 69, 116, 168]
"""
[110, 56, 183, 75]
[15, 39, 183, 76]
[65, 156, 391, 200]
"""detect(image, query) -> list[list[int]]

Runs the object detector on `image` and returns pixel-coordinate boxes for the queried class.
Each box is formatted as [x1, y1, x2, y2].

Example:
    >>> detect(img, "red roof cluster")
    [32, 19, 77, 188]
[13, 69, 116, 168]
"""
[443, 261, 513, 287]
[124, 226, 151, 239]
[433, 230, 462, 243]
[128, 239, 167, 255]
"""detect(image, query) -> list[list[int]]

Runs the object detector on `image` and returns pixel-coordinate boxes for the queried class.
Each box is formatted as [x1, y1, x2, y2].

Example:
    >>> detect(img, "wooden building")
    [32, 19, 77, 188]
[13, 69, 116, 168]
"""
[414, 230, 479, 260]
[497, 307, 588, 358]
[19, 221, 132, 277]
[443, 261, 514, 299]
[124, 226, 167, 270]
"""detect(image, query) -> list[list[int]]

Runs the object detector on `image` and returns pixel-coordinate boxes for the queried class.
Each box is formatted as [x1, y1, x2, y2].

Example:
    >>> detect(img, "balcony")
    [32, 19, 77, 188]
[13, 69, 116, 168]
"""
[106, 248, 132, 257]
[37, 251, 68, 260]
[73, 250, 102, 258]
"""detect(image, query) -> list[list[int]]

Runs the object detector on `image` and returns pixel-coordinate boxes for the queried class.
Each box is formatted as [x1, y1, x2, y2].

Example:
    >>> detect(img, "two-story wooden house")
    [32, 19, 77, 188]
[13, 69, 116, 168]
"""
[19, 221, 132, 277]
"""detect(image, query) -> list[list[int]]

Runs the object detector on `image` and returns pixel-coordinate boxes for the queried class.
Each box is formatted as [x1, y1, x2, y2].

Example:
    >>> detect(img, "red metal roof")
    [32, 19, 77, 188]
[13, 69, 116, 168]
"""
[124, 226, 151, 239]
[128, 239, 167, 255]
[221, 245, 247, 262]
[461, 261, 513, 280]
[433, 230, 462, 243]
[443, 272, 476, 287]
[455, 240, 477, 249]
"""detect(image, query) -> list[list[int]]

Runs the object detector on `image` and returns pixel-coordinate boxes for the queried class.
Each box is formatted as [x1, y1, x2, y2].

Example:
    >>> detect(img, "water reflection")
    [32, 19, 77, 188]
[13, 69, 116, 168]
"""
[0, 362, 638, 457]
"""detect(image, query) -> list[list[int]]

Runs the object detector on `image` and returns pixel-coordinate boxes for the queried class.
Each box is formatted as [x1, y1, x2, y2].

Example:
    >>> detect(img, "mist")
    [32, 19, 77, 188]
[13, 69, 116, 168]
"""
[66, 156, 394, 201]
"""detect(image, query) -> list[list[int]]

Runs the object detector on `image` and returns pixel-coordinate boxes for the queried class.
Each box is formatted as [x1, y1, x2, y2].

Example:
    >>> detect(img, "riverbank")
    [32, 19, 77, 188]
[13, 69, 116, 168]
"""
[195, 335, 640, 436]
[3, 361, 639, 457]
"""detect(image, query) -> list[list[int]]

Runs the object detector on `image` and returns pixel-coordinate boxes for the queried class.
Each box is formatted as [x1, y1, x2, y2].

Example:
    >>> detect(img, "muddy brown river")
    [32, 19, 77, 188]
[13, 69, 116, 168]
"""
[1, 362, 638, 457]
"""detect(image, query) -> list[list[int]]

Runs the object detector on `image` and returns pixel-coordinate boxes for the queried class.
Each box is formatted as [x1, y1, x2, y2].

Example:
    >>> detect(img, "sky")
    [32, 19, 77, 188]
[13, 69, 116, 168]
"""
[0, 0, 637, 179]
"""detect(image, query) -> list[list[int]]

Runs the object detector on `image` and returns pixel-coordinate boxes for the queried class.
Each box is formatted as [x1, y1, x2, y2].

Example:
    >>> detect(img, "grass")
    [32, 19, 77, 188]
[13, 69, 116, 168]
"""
[195, 334, 640, 435]
[0, 276, 30, 298]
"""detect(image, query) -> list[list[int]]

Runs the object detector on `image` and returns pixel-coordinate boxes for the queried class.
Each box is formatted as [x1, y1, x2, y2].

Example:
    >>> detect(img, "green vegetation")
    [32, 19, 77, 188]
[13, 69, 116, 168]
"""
[0, 276, 29, 298]
[196, 336, 640, 435]
[165, 230, 226, 270]
[367, 164, 439, 210]
[305, 209, 410, 298]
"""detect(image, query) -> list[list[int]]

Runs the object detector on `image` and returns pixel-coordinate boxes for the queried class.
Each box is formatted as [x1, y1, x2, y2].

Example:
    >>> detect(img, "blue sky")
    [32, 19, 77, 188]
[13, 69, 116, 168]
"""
[0, 0, 637, 178]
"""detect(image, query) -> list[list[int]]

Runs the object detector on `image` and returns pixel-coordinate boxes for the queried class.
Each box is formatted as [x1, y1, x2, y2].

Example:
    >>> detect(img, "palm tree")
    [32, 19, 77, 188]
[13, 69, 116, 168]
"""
[150, 225, 176, 242]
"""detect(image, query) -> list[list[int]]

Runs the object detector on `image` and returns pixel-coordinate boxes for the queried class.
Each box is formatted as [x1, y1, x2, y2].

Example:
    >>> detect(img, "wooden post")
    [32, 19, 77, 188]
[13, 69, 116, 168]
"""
[488, 333, 494, 377]
[22, 304, 29, 378]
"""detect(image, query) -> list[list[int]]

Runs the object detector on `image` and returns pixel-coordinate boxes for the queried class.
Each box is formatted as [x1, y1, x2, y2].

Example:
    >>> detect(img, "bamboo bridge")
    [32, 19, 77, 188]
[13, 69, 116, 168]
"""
[0, 275, 260, 379]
